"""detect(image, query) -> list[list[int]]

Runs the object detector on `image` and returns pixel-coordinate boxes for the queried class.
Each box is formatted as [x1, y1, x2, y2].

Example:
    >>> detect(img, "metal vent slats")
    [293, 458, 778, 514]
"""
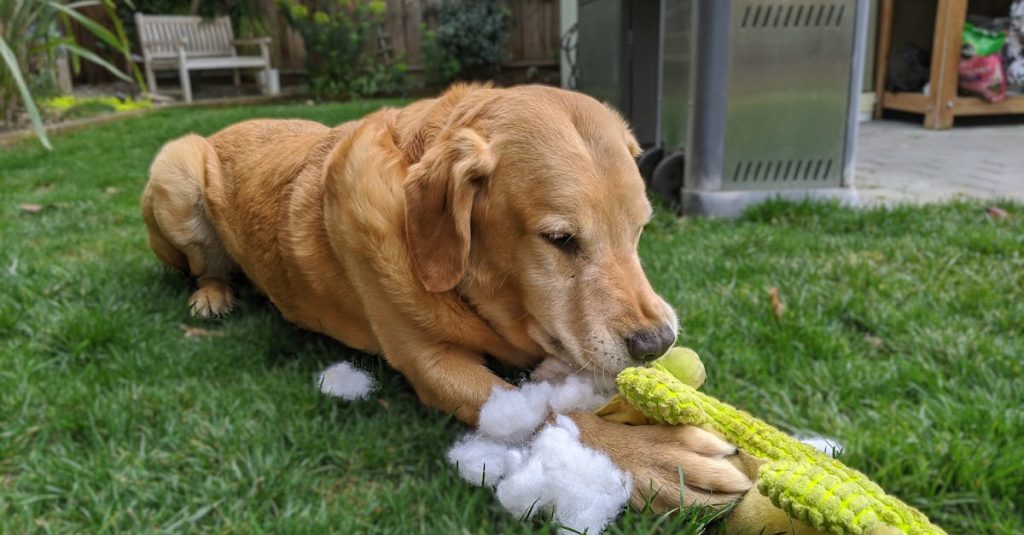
[740, 3, 846, 28]
[732, 159, 835, 182]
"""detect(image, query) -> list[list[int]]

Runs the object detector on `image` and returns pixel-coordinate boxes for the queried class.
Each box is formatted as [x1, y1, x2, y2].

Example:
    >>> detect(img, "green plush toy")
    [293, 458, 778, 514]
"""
[601, 348, 946, 535]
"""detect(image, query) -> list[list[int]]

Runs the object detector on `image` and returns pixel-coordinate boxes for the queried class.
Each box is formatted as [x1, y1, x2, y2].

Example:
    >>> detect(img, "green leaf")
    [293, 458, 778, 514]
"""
[61, 42, 132, 82]
[47, 1, 128, 53]
[66, 0, 102, 8]
[102, 0, 146, 91]
[0, 35, 51, 150]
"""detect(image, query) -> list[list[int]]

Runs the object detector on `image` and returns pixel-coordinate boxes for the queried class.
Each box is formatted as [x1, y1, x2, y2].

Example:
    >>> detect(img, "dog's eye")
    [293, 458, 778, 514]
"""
[543, 233, 579, 254]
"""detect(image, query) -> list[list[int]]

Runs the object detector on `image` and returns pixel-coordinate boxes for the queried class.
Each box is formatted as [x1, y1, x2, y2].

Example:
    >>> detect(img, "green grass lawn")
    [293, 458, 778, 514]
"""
[1, 101, 1021, 534]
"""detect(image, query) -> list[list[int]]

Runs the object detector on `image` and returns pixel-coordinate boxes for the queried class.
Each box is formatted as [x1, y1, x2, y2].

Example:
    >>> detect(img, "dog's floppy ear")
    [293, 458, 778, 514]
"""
[600, 102, 642, 157]
[626, 133, 641, 158]
[404, 128, 496, 292]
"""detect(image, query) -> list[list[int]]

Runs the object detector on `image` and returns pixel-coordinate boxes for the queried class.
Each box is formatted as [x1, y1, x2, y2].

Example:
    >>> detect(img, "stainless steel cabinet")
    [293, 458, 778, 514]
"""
[577, 0, 870, 216]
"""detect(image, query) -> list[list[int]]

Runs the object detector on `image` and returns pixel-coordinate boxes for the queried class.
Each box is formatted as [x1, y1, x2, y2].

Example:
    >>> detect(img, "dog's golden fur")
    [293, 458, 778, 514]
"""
[141, 84, 751, 510]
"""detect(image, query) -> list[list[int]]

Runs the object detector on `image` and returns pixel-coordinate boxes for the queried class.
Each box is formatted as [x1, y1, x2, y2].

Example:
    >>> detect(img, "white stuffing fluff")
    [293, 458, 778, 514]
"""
[317, 361, 375, 400]
[448, 375, 630, 534]
[476, 374, 611, 444]
[477, 381, 555, 443]
[799, 435, 844, 458]
[495, 416, 632, 534]
[447, 435, 519, 486]
[547, 375, 610, 415]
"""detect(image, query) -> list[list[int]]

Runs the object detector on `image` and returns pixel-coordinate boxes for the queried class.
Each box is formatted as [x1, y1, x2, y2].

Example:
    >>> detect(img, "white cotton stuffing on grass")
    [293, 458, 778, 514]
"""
[797, 435, 844, 458]
[448, 375, 631, 534]
[317, 361, 375, 400]
[447, 435, 517, 486]
[496, 416, 632, 533]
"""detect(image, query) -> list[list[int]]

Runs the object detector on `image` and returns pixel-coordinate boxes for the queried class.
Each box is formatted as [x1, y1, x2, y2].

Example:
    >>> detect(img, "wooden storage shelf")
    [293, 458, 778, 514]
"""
[873, 0, 1024, 128]
[879, 91, 1024, 116]
[953, 94, 1024, 114]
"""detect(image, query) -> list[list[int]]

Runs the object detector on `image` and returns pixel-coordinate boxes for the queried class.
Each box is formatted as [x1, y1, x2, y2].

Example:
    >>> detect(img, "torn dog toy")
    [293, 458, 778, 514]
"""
[602, 348, 946, 535]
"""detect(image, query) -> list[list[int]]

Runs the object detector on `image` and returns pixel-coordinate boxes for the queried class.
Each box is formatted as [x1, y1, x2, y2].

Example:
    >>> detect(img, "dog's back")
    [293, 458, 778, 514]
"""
[141, 119, 346, 314]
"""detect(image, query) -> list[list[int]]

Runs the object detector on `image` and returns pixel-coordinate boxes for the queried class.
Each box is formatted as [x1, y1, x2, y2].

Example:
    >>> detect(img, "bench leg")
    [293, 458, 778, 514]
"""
[145, 64, 158, 94]
[233, 69, 240, 91]
[179, 64, 192, 103]
[259, 42, 276, 96]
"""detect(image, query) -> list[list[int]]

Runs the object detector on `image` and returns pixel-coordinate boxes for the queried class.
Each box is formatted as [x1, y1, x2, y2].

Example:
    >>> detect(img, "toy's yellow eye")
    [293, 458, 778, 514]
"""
[542, 233, 579, 254]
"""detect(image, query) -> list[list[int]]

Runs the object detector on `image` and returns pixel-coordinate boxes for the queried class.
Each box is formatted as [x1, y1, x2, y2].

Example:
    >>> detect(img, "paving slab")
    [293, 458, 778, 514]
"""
[854, 120, 1024, 205]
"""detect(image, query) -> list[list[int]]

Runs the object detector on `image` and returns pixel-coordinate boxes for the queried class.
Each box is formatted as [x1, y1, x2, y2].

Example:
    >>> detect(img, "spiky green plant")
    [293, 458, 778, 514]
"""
[0, 0, 139, 149]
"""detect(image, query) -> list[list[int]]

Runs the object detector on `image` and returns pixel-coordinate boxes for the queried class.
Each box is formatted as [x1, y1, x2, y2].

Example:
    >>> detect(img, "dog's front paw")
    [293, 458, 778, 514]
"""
[571, 411, 753, 512]
[188, 280, 234, 319]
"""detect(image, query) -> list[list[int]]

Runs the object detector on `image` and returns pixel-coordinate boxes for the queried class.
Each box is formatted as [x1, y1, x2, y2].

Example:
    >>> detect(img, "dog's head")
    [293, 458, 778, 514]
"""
[402, 85, 677, 382]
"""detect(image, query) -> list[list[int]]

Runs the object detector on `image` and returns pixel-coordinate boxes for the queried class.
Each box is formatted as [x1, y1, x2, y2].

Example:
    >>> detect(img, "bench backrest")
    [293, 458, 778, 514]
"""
[135, 14, 235, 59]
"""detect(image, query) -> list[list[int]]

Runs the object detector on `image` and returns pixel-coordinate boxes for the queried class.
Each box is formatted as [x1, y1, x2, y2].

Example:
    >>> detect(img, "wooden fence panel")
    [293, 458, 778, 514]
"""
[262, 0, 560, 72]
[505, 0, 560, 66]
[258, 0, 308, 71]
[384, 0, 426, 66]
[377, 0, 561, 70]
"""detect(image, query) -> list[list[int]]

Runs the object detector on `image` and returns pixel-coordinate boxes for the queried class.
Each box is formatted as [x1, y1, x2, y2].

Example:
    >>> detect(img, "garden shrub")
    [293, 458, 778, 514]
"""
[421, 0, 511, 85]
[1, 0, 137, 148]
[42, 95, 151, 119]
[279, 0, 406, 100]
[420, 26, 461, 86]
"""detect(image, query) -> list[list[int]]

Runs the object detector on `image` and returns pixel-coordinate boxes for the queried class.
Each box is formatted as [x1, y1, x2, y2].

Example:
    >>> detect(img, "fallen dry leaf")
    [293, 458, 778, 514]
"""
[769, 287, 785, 320]
[985, 206, 1008, 220]
[180, 324, 224, 338]
[19, 203, 46, 213]
[864, 334, 885, 349]
[377, 399, 390, 411]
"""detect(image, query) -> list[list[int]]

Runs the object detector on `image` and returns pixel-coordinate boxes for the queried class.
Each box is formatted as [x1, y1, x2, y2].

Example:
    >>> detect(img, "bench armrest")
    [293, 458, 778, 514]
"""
[234, 37, 272, 64]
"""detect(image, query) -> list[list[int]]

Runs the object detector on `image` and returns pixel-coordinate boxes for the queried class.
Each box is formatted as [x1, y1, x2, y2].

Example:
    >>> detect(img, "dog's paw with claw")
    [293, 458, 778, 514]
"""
[188, 282, 234, 319]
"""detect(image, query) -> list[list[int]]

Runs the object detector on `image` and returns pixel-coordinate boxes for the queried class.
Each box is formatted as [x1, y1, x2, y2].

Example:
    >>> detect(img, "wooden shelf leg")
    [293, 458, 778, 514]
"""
[924, 0, 968, 129]
[874, 0, 895, 119]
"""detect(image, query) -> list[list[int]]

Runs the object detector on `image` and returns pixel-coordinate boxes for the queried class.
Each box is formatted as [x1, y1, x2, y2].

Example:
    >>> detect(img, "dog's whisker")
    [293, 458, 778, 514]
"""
[572, 358, 594, 376]
[494, 272, 512, 293]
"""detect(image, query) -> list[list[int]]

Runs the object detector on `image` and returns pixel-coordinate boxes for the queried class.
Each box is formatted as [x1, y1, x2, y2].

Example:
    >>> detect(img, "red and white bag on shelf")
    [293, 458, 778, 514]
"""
[959, 55, 1007, 102]
[959, 21, 1008, 102]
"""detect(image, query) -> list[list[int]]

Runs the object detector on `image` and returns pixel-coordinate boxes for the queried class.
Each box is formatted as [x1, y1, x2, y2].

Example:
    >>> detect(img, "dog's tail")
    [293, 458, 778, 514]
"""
[140, 134, 222, 274]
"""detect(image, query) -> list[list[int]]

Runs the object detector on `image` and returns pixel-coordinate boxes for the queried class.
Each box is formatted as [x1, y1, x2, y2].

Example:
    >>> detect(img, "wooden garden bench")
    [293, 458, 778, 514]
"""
[135, 14, 274, 103]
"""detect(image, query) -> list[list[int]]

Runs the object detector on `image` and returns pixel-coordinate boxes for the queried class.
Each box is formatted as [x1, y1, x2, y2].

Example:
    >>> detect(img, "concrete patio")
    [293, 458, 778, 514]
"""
[855, 120, 1024, 205]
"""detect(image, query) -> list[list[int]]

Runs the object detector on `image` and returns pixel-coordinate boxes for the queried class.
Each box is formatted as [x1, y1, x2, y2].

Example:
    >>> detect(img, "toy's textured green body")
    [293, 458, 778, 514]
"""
[616, 364, 945, 535]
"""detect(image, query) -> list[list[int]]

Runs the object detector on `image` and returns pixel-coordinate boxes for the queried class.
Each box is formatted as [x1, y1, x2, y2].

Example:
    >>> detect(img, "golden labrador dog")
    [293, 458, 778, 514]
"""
[141, 84, 751, 511]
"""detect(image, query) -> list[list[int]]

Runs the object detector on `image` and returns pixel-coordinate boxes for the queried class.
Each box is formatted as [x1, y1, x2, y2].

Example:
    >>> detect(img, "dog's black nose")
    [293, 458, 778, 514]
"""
[625, 325, 676, 362]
